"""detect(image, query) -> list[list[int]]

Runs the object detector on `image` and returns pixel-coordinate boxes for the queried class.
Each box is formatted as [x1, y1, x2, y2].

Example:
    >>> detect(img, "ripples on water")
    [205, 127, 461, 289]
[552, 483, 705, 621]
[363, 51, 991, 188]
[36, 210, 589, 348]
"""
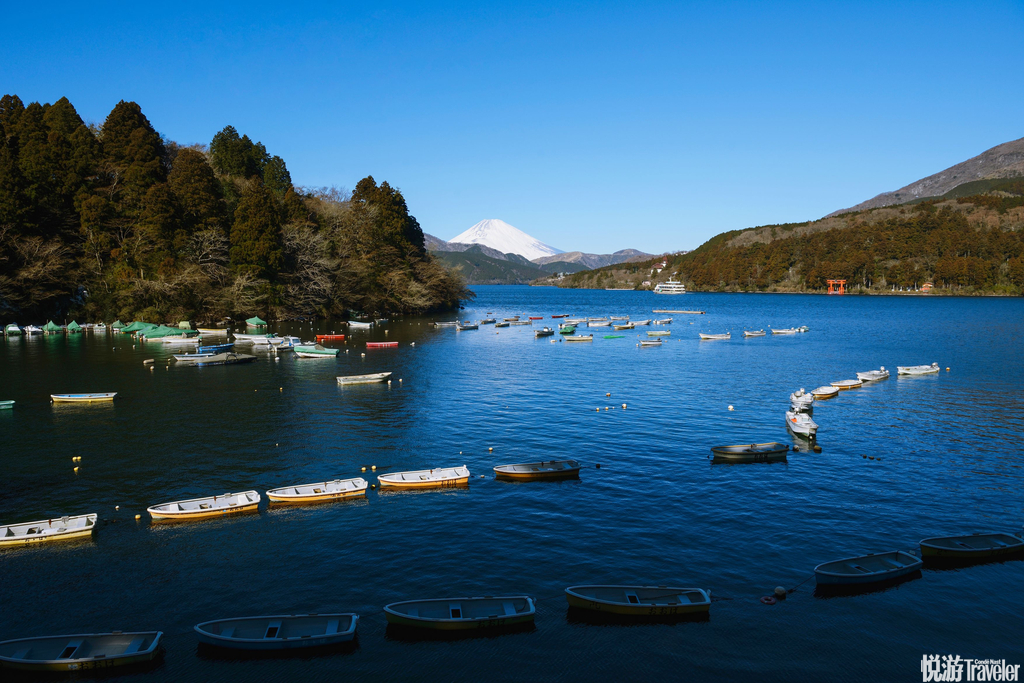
[1, 288, 1023, 681]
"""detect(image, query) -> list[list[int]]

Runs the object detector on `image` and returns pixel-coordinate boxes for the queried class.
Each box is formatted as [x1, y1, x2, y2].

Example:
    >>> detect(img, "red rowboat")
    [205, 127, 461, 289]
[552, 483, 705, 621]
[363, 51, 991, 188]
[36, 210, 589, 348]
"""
[529, 317, 543, 320]
[366, 342, 398, 348]
[551, 314, 569, 318]
[316, 334, 346, 342]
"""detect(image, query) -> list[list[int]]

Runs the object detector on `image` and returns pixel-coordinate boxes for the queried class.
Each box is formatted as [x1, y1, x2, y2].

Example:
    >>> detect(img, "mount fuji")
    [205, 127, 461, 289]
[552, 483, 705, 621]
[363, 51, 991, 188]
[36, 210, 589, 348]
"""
[448, 219, 563, 261]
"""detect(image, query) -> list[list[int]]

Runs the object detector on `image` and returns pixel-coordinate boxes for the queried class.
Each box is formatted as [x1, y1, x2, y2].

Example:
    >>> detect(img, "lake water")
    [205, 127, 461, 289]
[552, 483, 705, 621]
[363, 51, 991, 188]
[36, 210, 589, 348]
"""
[2, 286, 1023, 681]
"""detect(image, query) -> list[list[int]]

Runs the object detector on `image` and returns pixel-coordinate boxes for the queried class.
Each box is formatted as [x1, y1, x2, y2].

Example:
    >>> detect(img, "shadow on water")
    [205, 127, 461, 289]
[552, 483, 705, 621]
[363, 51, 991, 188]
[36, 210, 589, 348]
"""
[195, 638, 359, 661]
[384, 621, 536, 642]
[812, 571, 922, 599]
[922, 553, 1024, 571]
[565, 607, 711, 626]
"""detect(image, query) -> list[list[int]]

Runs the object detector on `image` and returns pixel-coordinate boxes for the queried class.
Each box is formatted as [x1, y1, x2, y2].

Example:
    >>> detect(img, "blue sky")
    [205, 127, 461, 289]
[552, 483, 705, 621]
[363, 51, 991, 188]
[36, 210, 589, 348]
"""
[3, 1, 1022, 254]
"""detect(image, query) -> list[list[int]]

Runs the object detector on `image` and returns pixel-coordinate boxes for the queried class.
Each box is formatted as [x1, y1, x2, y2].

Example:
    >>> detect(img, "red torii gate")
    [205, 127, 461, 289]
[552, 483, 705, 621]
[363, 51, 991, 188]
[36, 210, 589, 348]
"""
[827, 279, 846, 295]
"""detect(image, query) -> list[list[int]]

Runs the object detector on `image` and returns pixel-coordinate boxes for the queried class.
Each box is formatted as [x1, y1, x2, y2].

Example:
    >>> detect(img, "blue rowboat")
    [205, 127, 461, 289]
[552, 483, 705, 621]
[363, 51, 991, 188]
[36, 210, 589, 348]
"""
[198, 342, 234, 354]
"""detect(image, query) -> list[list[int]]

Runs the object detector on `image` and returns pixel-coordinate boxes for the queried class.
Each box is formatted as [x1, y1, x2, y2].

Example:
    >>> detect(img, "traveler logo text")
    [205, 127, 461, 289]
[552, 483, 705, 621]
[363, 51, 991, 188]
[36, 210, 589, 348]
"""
[922, 656, 1020, 682]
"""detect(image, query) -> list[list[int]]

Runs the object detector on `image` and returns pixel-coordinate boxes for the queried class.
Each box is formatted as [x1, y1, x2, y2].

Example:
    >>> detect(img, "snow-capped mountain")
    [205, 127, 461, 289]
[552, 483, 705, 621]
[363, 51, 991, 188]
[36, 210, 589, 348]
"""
[449, 219, 562, 261]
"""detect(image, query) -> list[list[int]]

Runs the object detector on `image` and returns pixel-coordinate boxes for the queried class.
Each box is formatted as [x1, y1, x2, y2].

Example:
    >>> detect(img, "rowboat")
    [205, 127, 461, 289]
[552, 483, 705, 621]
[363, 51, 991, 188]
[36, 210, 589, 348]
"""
[51, 393, 116, 403]
[633, 319, 651, 326]
[23, 325, 42, 335]
[433, 321, 458, 327]
[196, 327, 229, 335]
[810, 386, 839, 399]
[337, 372, 392, 385]
[654, 318, 672, 324]
[535, 327, 555, 337]
[190, 353, 258, 367]
[494, 322, 510, 328]
[771, 328, 799, 335]
[195, 614, 357, 651]
[347, 321, 373, 329]
[743, 330, 766, 337]
[613, 323, 634, 331]
[609, 316, 629, 320]
[639, 339, 661, 346]
[604, 335, 624, 339]
[0, 513, 97, 548]
[565, 586, 711, 616]
[0, 400, 13, 409]
[267, 477, 369, 503]
[919, 532, 1024, 560]
[0, 631, 162, 671]
[315, 334, 346, 342]
[456, 323, 478, 330]
[785, 410, 818, 437]
[173, 352, 216, 362]
[295, 344, 340, 358]
[4, 323, 21, 335]
[789, 389, 814, 413]
[898, 363, 940, 375]
[710, 442, 788, 462]
[480, 319, 496, 324]
[493, 460, 581, 480]
[814, 550, 922, 586]
[510, 320, 532, 326]
[377, 465, 470, 489]
[163, 336, 198, 346]
[564, 318, 587, 324]
[551, 314, 569, 318]
[233, 333, 275, 343]
[366, 341, 398, 348]
[566, 335, 593, 342]
[148, 491, 259, 521]
[588, 321, 612, 327]
[559, 326, 576, 334]
[384, 596, 535, 631]
[830, 379, 863, 390]
[856, 367, 890, 382]
[197, 342, 234, 354]
[699, 333, 730, 340]
[529, 316, 543, 320]
[646, 331, 670, 336]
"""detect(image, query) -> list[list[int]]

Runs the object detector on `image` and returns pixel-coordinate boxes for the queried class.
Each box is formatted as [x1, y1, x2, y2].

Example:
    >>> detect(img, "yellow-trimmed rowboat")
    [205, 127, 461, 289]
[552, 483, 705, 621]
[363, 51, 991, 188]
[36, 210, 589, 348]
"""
[266, 478, 368, 504]
[0, 514, 97, 548]
[919, 532, 1024, 559]
[50, 393, 116, 403]
[0, 631, 162, 671]
[494, 460, 581, 480]
[378, 465, 469, 489]
[384, 596, 535, 630]
[565, 585, 711, 616]
[147, 491, 260, 521]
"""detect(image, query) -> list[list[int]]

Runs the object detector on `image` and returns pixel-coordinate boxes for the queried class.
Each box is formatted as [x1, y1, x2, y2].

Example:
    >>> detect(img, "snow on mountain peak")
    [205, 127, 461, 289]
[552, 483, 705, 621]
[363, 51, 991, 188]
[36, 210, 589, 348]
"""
[449, 219, 562, 261]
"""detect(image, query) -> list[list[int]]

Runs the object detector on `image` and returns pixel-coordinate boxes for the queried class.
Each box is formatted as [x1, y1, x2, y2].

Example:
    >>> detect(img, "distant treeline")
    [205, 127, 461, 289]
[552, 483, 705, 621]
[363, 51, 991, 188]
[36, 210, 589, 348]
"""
[0, 94, 470, 322]
[560, 182, 1024, 294]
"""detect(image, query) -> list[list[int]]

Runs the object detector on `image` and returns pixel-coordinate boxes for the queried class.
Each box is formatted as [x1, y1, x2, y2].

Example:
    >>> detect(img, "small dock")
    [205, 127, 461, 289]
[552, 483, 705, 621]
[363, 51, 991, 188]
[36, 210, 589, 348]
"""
[653, 309, 705, 314]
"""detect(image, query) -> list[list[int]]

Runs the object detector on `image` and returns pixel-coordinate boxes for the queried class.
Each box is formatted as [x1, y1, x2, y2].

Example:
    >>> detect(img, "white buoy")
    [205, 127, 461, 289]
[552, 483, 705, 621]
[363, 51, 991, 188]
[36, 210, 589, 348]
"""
[728, 405, 734, 411]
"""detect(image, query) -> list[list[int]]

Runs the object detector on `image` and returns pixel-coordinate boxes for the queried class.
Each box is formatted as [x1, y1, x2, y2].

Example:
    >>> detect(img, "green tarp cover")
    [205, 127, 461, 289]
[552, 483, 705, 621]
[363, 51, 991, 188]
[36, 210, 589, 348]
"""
[121, 321, 158, 333]
[111, 320, 124, 329]
[246, 316, 267, 326]
[43, 321, 62, 332]
[143, 325, 191, 338]
[178, 321, 191, 329]
[66, 321, 82, 331]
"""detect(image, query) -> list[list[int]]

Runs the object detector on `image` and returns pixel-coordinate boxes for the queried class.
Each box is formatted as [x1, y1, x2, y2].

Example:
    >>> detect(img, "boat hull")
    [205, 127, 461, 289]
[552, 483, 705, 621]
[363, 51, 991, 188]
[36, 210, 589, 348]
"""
[384, 597, 535, 631]
[0, 514, 97, 548]
[815, 551, 923, 586]
[195, 615, 357, 651]
[494, 461, 581, 480]
[337, 372, 392, 385]
[565, 587, 710, 616]
[710, 443, 788, 463]
[51, 393, 116, 403]
[919, 533, 1024, 559]
[267, 479, 369, 504]
[0, 632, 162, 672]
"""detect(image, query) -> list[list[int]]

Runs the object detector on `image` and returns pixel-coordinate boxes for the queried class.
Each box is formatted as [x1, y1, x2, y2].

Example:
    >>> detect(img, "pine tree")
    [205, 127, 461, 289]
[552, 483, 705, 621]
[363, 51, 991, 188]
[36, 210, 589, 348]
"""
[168, 148, 226, 237]
[263, 155, 292, 196]
[230, 180, 283, 278]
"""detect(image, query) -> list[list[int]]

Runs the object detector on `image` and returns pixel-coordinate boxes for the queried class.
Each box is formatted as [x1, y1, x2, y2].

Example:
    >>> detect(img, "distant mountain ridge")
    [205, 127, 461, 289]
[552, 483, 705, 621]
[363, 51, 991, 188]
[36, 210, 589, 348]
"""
[829, 136, 1024, 216]
[532, 249, 652, 269]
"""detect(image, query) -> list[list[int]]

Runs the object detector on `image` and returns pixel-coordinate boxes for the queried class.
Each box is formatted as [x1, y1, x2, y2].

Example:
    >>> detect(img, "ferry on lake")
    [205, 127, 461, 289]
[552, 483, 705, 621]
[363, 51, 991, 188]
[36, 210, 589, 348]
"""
[653, 279, 686, 294]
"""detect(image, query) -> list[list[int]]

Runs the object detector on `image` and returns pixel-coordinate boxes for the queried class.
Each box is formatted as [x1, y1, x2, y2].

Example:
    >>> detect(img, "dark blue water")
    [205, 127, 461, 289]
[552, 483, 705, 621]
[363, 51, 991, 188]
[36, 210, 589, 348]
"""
[2, 287, 1023, 681]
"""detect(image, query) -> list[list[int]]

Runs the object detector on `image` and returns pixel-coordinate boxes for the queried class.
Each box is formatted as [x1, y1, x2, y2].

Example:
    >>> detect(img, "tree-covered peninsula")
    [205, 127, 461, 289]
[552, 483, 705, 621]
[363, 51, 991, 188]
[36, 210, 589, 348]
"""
[0, 95, 470, 322]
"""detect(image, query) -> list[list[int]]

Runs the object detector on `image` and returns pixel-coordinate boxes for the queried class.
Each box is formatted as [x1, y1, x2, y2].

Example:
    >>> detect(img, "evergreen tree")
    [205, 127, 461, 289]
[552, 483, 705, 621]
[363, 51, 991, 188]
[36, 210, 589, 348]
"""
[168, 148, 226, 238]
[100, 101, 166, 209]
[230, 180, 284, 278]
[263, 155, 292, 196]
[210, 125, 268, 178]
[0, 94, 24, 133]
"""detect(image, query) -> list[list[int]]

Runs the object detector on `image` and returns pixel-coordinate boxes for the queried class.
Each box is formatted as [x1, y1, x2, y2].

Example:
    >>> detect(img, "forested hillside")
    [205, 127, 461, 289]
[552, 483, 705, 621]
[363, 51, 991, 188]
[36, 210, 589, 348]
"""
[0, 95, 469, 322]
[557, 181, 1024, 294]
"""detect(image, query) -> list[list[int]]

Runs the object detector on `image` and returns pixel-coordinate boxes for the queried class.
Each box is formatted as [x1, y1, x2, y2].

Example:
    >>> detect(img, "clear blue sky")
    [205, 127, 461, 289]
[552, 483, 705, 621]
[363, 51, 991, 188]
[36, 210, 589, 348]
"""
[4, 1, 1022, 254]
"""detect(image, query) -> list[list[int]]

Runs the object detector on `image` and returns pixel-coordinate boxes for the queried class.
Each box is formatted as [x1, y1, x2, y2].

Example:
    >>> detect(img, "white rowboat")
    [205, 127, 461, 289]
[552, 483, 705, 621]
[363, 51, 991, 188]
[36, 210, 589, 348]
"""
[147, 491, 260, 521]
[565, 586, 710, 616]
[699, 333, 730, 340]
[266, 478, 368, 503]
[857, 367, 890, 382]
[898, 363, 940, 375]
[51, 393, 116, 403]
[830, 379, 863, 390]
[384, 596, 535, 631]
[337, 372, 392, 385]
[815, 550, 922, 586]
[786, 410, 818, 437]
[378, 465, 470, 489]
[810, 386, 839, 399]
[347, 321, 373, 329]
[195, 614, 357, 650]
[0, 514, 97, 548]
[743, 330, 766, 337]
[494, 460, 581, 480]
[0, 631, 162, 672]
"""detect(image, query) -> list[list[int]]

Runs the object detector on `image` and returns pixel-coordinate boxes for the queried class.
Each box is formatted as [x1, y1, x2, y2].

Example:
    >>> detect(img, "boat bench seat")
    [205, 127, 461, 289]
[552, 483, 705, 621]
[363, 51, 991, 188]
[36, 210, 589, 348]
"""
[325, 619, 339, 635]
[502, 601, 517, 616]
[12, 648, 30, 660]
[220, 627, 234, 638]
[4, 528, 13, 537]
[123, 637, 146, 654]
